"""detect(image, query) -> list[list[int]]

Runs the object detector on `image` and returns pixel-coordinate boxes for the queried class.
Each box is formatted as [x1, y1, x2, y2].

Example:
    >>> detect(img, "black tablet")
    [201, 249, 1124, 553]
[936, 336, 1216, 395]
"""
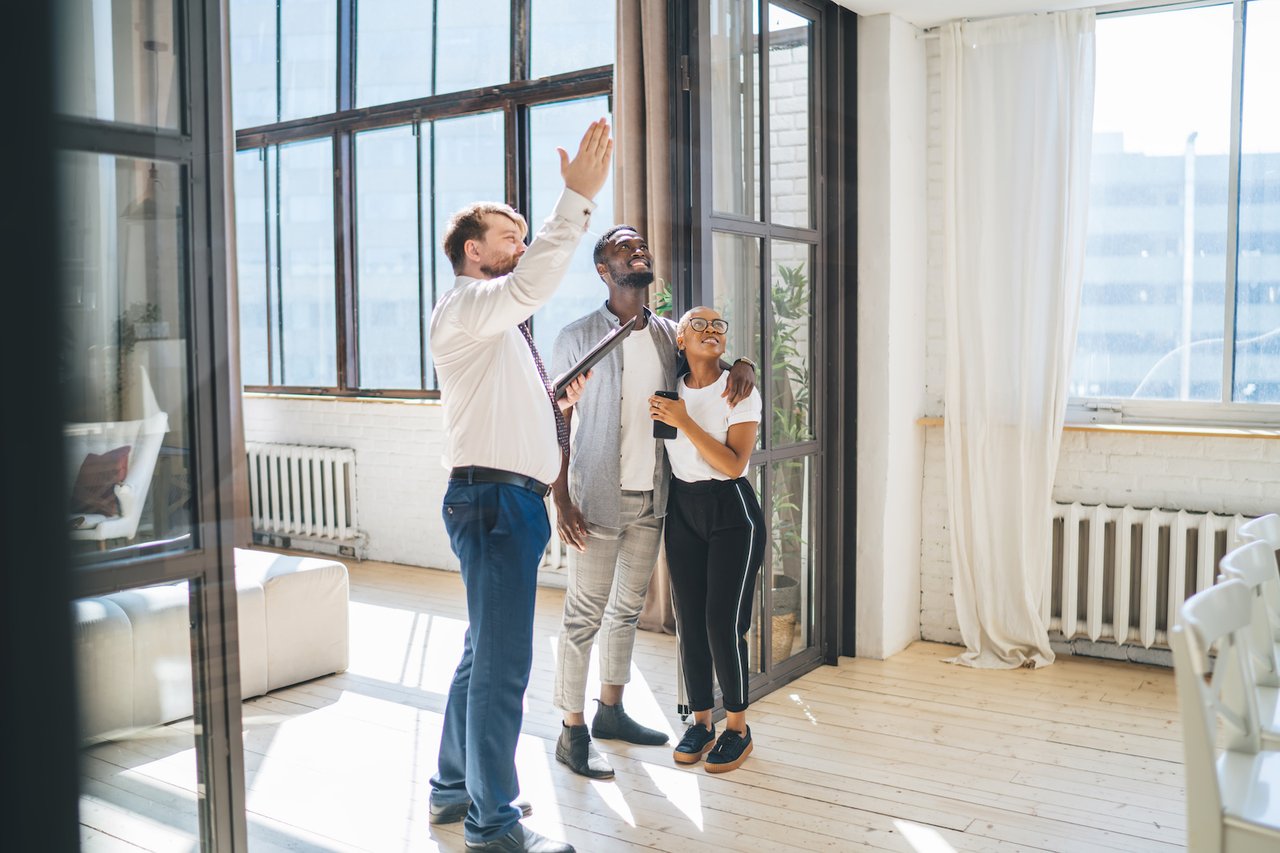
[551, 315, 638, 399]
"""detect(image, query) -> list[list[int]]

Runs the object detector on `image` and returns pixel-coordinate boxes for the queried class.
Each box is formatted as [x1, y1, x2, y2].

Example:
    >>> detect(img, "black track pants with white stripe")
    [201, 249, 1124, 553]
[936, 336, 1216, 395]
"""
[665, 476, 766, 714]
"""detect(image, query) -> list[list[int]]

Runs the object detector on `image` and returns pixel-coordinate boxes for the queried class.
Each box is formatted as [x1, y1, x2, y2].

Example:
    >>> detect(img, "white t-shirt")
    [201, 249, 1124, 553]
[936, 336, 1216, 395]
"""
[664, 370, 762, 482]
[619, 329, 667, 491]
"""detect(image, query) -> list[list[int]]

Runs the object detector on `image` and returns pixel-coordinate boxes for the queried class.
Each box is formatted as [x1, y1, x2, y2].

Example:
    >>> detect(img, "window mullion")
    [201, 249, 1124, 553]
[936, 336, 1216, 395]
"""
[261, 147, 275, 386]
[339, 0, 354, 111]
[513, 0, 530, 82]
[415, 123, 427, 391]
[1221, 0, 1245, 403]
[335, 1, 356, 389]
[335, 132, 358, 390]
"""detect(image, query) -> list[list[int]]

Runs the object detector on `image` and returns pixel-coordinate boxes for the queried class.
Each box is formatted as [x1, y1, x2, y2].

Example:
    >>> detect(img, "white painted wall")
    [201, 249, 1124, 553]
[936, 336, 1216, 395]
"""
[855, 14, 929, 660]
[242, 395, 459, 571]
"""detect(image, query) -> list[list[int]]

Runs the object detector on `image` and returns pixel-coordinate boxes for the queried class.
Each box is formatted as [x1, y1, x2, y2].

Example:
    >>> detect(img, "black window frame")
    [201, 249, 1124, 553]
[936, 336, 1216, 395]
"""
[53, 0, 248, 848]
[672, 0, 858, 699]
[234, 0, 614, 397]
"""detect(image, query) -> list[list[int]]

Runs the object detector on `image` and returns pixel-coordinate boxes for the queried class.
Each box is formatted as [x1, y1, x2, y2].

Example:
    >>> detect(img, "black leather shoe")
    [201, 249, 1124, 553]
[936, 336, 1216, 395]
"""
[704, 725, 753, 773]
[554, 723, 614, 779]
[428, 796, 532, 825]
[590, 700, 669, 746]
[464, 823, 575, 852]
[672, 722, 716, 764]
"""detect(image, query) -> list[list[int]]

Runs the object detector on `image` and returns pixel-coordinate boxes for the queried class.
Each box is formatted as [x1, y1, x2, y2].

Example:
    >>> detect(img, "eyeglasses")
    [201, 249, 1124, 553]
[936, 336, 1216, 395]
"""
[687, 318, 728, 333]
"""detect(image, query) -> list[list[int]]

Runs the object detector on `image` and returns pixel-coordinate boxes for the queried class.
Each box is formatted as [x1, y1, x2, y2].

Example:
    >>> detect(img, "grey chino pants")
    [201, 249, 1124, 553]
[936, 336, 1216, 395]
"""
[553, 490, 664, 713]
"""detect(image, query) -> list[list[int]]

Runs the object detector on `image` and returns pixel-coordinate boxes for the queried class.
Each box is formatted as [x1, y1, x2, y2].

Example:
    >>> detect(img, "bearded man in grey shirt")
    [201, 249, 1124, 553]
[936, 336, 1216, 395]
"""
[549, 225, 756, 779]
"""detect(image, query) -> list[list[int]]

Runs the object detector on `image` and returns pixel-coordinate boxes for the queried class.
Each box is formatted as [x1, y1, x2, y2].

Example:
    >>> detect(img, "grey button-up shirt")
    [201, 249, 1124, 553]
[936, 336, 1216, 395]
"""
[552, 303, 678, 528]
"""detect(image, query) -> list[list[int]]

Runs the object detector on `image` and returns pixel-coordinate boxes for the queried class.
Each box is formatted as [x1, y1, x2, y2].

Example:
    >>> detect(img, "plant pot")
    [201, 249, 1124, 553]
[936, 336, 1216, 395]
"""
[771, 573, 800, 617]
[772, 613, 797, 662]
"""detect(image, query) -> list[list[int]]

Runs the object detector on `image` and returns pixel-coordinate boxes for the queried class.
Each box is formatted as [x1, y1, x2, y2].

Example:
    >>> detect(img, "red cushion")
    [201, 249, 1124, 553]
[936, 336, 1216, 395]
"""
[71, 445, 131, 517]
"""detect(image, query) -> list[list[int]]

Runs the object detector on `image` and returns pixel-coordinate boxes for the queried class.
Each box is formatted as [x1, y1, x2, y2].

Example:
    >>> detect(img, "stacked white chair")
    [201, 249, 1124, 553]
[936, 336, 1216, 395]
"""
[1237, 514, 1280, 651]
[1170, 577, 1280, 851]
[1219, 538, 1280, 748]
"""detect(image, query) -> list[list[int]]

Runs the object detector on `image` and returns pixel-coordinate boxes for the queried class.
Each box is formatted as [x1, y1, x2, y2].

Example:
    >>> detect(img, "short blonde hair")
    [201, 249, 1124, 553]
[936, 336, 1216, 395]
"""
[442, 202, 528, 273]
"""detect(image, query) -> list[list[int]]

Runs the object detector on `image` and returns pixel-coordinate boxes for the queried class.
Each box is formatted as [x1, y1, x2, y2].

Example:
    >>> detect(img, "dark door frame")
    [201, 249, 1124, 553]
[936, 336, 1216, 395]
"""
[668, 0, 857, 699]
[50, 0, 247, 848]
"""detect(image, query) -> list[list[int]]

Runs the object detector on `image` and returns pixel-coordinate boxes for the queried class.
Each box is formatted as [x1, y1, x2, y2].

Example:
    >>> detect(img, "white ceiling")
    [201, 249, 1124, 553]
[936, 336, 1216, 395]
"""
[831, 0, 1099, 29]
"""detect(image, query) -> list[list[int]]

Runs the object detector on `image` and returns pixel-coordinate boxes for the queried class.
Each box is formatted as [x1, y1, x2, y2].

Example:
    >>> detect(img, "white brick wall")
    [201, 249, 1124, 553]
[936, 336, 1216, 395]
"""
[917, 40, 1280, 645]
[242, 395, 459, 571]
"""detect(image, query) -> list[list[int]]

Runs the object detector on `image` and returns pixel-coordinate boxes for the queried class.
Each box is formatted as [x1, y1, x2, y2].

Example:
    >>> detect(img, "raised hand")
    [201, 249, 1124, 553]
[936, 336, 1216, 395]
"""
[558, 118, 614, 201]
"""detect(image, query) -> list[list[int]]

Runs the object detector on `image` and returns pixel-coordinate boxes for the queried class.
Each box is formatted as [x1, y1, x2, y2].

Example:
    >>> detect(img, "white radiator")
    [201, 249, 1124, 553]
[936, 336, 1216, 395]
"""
[1045, 502, 1248, 650]
[246, 442, 366, 559]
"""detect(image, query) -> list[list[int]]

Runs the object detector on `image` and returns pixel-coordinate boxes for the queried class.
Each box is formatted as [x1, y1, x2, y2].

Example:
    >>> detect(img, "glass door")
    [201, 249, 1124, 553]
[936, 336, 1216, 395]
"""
[687, 0, 828, 694]
[55, 0, 246, 848]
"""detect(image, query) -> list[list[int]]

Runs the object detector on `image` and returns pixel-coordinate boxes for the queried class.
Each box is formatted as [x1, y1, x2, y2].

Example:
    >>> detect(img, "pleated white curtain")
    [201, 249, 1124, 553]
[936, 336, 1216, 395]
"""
[941, 10, 1096, 668]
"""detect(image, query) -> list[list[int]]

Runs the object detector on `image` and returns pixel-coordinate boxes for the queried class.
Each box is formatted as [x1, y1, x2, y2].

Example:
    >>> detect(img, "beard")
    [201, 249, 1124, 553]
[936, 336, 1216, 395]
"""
[479, 254, 519, 279]
[611, 267, 654, 290]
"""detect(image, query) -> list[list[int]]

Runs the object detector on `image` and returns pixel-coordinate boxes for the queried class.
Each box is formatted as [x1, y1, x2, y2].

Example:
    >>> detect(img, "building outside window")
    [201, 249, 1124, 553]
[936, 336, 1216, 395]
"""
[1073, 0, 1280, 422]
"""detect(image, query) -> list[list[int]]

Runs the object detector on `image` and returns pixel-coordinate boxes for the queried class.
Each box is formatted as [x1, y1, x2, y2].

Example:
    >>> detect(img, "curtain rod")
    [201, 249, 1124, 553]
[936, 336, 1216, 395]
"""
[914, 0, 1229, 39]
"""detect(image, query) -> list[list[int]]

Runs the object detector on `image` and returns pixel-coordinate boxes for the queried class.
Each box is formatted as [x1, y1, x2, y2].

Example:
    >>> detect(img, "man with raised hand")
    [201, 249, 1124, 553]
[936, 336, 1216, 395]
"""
[427, 119, 611, 853]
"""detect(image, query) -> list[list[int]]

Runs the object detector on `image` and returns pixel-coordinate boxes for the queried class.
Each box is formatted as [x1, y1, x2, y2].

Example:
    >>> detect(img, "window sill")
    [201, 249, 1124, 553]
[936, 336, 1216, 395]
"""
[916, 416, 1280, 440]
[243, 391, 443, 406]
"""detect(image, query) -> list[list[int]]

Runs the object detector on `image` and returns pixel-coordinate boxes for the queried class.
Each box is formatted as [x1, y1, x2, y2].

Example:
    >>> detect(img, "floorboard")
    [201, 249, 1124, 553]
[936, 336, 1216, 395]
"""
[79, 557, 1189, 852]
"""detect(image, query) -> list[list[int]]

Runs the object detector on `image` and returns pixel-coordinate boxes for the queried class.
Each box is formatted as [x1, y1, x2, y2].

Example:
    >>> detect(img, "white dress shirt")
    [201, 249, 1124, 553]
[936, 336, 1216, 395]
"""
[429, 188, 595, 485]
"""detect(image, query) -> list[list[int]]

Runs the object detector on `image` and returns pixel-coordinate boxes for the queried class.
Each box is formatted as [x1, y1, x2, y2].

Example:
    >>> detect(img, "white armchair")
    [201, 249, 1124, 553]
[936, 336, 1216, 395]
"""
[66, 366, 169, 543]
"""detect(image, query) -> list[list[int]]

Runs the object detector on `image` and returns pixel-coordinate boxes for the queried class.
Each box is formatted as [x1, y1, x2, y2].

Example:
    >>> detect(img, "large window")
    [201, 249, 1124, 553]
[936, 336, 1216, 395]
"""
[230, 0, 614, 395]
[1073, 0, 1280, 422]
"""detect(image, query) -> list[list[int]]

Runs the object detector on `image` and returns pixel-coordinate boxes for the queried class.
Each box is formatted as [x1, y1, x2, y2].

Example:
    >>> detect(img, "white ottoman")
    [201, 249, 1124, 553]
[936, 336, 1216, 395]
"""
[236, 568, 270, 700]
[233, 548, 350, 692]
[73, 596, 134, 740]
[74, 550, 350, 743]
[105, 584, 195, 730]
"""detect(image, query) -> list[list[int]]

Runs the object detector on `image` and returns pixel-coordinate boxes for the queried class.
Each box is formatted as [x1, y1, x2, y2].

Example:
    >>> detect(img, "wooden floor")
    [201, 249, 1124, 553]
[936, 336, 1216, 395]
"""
[81, 558, 1187, 852]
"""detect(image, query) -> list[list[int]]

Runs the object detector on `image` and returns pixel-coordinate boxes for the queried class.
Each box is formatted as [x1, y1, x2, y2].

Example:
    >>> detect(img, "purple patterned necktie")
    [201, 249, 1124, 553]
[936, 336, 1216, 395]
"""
[518, 319, 570, 456]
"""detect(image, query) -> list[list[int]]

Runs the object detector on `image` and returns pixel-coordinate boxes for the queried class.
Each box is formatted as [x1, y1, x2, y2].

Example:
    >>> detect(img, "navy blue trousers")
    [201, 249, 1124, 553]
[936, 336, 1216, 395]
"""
[429, 481, 550, 843]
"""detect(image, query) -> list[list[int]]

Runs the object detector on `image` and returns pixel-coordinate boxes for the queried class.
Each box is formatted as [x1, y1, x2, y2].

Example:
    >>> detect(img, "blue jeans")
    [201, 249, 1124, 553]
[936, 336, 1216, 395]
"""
[430, 481, 550, 843]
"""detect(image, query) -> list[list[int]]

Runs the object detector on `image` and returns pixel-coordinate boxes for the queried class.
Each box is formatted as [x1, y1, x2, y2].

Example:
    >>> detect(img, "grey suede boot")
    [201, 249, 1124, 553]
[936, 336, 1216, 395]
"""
[590, 700, 669, 746]
[555, 723, 614, 779]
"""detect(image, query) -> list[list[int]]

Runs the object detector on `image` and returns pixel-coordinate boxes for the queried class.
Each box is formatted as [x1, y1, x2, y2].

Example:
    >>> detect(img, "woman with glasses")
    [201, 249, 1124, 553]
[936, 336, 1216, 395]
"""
[649, 306, 765, 773]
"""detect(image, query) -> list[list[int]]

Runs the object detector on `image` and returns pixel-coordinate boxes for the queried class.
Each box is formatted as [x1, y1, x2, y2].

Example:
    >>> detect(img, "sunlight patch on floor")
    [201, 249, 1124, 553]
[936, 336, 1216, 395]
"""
[590, 777, 637, 827]
[347, 601, 467, 693]
[641, 762, 704, 831]
[513, 731, 567, 839]
[895, 819, 959, 852]
[788, 691, 820, 726]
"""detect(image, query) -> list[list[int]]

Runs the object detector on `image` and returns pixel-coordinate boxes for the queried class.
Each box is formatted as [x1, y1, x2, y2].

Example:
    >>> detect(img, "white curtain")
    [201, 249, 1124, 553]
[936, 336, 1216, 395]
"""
[941, 11, 1096, 668]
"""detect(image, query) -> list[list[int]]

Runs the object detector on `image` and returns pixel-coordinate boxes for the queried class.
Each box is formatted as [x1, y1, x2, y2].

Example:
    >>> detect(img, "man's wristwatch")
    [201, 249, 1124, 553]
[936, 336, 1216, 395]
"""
[732, 356, 757, 371]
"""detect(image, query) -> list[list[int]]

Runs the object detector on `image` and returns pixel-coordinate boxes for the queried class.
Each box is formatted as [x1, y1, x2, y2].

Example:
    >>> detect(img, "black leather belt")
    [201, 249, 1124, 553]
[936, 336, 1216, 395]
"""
[449, 466, 552, 497]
